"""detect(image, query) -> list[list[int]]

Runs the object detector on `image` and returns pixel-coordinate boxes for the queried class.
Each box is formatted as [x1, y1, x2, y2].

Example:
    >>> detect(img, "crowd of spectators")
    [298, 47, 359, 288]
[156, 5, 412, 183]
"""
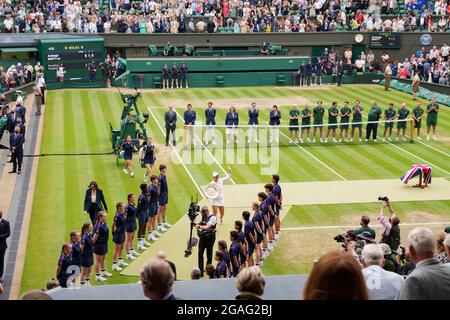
[390, 43, 449, 85]
[0, 0, 449, 34]
[0, 61, 43, 93]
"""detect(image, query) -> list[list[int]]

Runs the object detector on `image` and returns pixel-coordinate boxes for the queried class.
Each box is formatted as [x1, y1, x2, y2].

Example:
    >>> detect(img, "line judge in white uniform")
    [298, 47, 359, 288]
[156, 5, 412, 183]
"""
[209, 167, 232, 224]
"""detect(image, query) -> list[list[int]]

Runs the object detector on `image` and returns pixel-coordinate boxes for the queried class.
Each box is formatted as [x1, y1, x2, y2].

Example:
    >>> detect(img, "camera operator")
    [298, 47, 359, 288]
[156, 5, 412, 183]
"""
[334, 230, 363, 268]
[378, 198, 401, 253]
[196, 206, 217, 277]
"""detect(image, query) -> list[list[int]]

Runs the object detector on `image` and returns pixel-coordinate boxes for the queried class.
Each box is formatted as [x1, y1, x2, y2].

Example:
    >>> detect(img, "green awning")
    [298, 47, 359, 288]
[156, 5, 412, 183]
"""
[0, 47, 38, 53]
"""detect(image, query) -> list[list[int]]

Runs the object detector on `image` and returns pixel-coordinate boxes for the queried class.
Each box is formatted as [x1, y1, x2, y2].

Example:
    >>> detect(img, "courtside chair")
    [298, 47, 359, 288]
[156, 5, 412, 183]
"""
[153, 76, 162, 88]
[216, 76, 225, 86]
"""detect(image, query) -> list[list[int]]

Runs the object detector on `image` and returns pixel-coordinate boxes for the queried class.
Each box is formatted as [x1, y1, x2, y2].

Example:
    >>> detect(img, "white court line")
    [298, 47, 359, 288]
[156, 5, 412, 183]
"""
[174, 109, 237, 185]
[282, 221, 450, 231]
[146, 106, 206, 198]
[360, 117, 450, 175]
[274, 124, 347, 181]
[361, 115, 450, 158]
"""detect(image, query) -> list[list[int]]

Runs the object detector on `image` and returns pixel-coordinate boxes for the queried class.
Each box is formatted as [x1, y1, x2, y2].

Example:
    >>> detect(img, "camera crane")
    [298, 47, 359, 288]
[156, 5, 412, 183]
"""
[185, 195, 200, 257]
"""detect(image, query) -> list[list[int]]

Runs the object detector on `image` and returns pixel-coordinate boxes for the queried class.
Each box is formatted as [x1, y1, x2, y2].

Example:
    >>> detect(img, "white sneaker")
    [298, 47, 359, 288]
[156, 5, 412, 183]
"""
[149, 234, 158, 241]
[324, 138, 328, 143]
[144, 174, 148, 182]
[332, 138, 337, 143]
[163, 222, 172, 228]
[299, 138, 303, 143]
[131, 250, 140, 257]
[374, 139, 377, 142]
[349, 138, 353, 142]
[248, 139, 251, 144]
[152, 231, 161, 238]
[417, 136, 422, 140]
[402, 136, 406, 141]
[118, 260, 128, 267]
[235, 140, 239, 144]
[395, 137, 399, 141]
[307, 138, 311, 143]
[186, 85, 189, 88]
[137, 242, 145, 250]
[143, 240, 151, 247]
[130, 171, 135, 177]
[112, 264, 122, 271]
[96, 275, 107, 282]
[289, 139, 293, 144]
[313, 138, 316, 143]
[101, 271, 112, 277]
[126, 253, 136, 260]
[432, 135, 437, 141]
[269, 139, 272, 144]
[359, 138, 362, 142]
[338, 139, 342, 142]
[158, 225, 168, 233]
[382, 138, 386, 142]
[426, 135, 430, 140]
[388, 137, 392, 142]
[319, 138, 323, 143]
[344, 139, 348, 142]
[123, 168, 128, 174]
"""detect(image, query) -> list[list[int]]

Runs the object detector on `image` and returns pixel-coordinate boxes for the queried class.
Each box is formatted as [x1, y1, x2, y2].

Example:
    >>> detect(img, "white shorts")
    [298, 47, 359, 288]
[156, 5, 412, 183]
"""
[226, 127, 237, 135]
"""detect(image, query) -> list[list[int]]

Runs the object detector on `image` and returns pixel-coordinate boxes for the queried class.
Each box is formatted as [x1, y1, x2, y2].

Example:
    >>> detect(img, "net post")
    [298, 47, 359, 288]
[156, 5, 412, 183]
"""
[409, 118, 415, 144]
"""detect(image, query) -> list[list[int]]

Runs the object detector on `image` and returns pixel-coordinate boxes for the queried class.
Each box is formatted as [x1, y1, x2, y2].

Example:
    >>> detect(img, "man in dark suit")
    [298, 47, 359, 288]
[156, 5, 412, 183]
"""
[0, 210, 11, 283]
[9, 126, 24, 174]
[337, 60, 344, 87]
[183, 104, 196, 147]
[15, 102, 26, 125]
[140, 258, 176, 300]
[204, 101, 216, 145]
[164, 105, 177, 146]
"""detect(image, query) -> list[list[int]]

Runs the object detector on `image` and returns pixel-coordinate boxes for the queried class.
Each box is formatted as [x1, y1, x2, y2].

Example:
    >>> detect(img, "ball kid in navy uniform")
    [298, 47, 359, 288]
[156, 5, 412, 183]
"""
[137, 183, 150, 250]
[179, 63, 188, 88]
[229, 231, 241, 277]
[92, 211, 112, 281]
[234, 220, 247, 269]
[242, 211, 256, 267]
[258, 192, 270, 260]
[251, 202, 264, 267]
[305, 60, 313, 86]
[56, 243, 73, 288]
[80, 222, 94, 287]
[272, 174, 283, 240]
[314, 58, 324, 86]
[264, 184, 276, 251]
[120, 135, 135, 177]
[171, 62, 179, 89]
[69, 231, 82, 285]
[162, 64, 170, 89]
[111, 202, 128, 271]
[140, 137, 156, 182]
[147, 175, 160, 241]
[218, 240, 231, 277]
[125, 193, 140, 261]
[214, 251, 228, 278]
[157, 164, 171, 234]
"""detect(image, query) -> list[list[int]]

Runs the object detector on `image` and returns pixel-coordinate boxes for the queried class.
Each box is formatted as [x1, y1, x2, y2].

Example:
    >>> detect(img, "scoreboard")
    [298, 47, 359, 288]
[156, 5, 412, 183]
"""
[38, 38, 105, 84]
[369, 32, 401, 49]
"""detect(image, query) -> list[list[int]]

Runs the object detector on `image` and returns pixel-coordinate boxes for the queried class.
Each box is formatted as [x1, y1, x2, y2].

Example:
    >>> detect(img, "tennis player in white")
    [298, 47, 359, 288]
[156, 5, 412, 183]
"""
[209, 167, 232, 224]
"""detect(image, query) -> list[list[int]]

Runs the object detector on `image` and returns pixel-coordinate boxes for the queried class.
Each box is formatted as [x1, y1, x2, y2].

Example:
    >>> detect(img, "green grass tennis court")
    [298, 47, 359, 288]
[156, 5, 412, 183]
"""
[20, 85, 450, 293]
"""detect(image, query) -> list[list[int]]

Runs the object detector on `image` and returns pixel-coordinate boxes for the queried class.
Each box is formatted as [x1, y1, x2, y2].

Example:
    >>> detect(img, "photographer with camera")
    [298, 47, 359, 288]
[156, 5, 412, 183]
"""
[378, 197, 401, 253]
[196, 206, 217, 277]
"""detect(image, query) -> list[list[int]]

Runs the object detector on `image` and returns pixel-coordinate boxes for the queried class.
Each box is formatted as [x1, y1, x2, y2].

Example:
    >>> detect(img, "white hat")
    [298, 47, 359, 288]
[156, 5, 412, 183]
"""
[212, 172, 219, 177]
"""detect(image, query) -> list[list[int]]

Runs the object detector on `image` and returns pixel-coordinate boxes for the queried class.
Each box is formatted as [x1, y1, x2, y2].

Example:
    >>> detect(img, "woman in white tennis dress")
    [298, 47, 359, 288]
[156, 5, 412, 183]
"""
[209, 167, 232, 223]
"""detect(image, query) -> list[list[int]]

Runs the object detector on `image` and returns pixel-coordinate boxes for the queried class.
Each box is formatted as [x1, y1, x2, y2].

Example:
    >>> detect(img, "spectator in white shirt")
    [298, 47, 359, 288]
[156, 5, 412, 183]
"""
[361, 244, 404, 300]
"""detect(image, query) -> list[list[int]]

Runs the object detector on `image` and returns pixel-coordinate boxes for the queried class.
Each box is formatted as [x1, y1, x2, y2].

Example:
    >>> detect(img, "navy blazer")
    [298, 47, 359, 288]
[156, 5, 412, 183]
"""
[0, 218, 10, 250]
[165, 111, 177, 128]
[248, 109, 259, 125]
[269, 111, 281, 125]
[225, 112, 239, 127]
[84, 188, 108, 212]
[184, 110, 196, 125]
[205, 108, 216, 125]
[9, 132, 24, 152]
[16, 105, 26, 124]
